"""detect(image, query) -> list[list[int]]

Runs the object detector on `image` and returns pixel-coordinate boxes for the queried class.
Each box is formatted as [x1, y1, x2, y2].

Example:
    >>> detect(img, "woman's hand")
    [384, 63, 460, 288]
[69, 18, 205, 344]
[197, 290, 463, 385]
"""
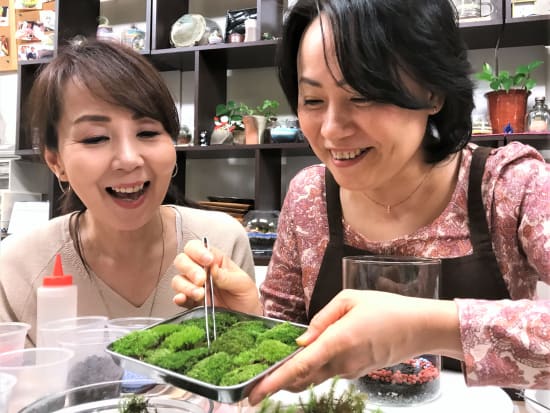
[171, 239, 262, 315]
[247, 290, 461, 405]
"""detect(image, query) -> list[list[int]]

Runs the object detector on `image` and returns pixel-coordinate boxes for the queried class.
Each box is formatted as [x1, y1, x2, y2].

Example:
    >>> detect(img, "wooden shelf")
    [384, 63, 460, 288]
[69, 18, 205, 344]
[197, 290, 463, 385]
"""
[175, 142, 312, 159]
[459, 0, 550, 49]
[472, 132, 550, 146]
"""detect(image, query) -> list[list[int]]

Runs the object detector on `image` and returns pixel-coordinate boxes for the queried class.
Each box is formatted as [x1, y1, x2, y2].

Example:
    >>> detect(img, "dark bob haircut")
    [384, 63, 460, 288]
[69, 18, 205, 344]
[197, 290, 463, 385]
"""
[277, 0, 475, 163]
[27, 40, 181, 213]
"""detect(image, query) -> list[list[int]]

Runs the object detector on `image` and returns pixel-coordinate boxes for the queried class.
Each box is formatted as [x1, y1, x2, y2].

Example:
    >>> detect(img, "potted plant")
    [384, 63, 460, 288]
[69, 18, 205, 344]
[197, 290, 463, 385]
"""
[212, 100, 250, 144]
[244, 99, 280, 144]
[475, 60, 543, 134]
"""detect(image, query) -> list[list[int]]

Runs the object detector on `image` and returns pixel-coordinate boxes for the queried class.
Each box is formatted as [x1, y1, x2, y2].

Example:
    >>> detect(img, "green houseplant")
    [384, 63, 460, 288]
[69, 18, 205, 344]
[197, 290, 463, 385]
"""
[475, 60, 543, 134]
[212, 100, 251, 144]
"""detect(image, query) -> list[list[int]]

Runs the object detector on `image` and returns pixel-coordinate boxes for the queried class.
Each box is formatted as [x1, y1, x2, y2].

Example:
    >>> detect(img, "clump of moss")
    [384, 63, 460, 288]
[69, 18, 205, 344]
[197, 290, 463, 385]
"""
[145, 347, 210, 374]
[110, 311, 306, 387]
[233, 339, 295, 367]
[160, 324, 205, 351]
[186, 352, 233, 385]
[220, 363, 269, 386]
[110, 330, 161, 358]
[257, 322, 305, 346]
[118, 394, 151, 413]
[211, 327, 257, 355]
[257, 378, 377, 413]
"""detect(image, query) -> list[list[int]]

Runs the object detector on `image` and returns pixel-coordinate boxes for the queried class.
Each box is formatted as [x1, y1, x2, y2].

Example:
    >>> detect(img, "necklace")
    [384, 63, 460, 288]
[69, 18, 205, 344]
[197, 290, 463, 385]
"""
[364, 165, 435, 214]
[76, 209, 165, 318]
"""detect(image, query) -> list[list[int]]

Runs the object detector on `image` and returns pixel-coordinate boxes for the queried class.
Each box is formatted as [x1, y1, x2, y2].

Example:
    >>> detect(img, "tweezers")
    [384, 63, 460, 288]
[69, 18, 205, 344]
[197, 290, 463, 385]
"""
[517, 390, 550, 411]
[202, 237, 217, 348]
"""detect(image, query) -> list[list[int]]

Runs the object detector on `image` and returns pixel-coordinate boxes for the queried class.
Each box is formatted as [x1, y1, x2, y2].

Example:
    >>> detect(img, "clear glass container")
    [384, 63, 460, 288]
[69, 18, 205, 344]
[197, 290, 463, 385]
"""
[525, 96, 550, 132]
[243, 210, 279, 256]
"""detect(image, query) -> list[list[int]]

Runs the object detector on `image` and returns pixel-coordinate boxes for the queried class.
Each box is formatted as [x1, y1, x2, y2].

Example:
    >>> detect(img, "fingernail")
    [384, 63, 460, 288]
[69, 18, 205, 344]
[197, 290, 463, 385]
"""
[202, 250, 214, 264]
[296, 331, 312, 346]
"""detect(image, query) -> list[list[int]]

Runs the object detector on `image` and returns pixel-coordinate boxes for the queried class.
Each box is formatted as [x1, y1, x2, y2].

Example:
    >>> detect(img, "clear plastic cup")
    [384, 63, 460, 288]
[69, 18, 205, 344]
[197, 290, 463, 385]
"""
[0, 372, 17, 412]
[57, 327, 130, 389]
[107, 316, 163, 331]
[0, 322, 30, 353]
[0, 347, 74, 413]
[37, 316, 108, 348]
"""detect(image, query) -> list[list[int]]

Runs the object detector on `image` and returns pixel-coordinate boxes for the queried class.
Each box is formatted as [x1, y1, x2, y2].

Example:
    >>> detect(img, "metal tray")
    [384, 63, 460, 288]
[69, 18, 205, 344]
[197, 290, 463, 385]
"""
[106, 307, 307, 403]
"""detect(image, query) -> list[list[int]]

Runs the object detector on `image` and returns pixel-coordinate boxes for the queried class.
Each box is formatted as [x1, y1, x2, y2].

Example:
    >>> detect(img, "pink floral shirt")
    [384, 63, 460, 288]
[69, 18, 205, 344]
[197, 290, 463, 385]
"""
[260, 142, 550, 389]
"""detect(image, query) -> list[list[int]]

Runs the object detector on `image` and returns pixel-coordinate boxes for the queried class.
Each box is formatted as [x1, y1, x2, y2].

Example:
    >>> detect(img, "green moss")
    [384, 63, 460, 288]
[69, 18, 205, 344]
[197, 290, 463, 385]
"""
[146, 347, 210, 374]
[185, 312, 239, 336]
[149, 323, 184, 338]
[110, 311, 307, 388]
[186, 352, 233, 385]
[211, 327, 257, 355]
[110, 330, 161, 358]
[231, 320, 269, 336]
[255, 339, 296, 363]
[160, 325, 205, 351]
[220, 363, 269, 386]
[257, 378, 371, 413]
[257, 322, 304, 346]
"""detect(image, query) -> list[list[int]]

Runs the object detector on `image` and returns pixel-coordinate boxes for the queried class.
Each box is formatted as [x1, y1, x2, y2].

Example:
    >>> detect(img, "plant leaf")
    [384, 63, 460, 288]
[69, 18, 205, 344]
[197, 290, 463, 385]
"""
[527, 60, 543, 71]
[501, 78, 513, 92]
[525, 78, 536, 90]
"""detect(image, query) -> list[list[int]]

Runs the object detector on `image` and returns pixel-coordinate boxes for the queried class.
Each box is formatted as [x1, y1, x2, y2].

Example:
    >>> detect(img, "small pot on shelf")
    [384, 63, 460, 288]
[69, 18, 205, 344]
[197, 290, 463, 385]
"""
[485, 89, 530, 134]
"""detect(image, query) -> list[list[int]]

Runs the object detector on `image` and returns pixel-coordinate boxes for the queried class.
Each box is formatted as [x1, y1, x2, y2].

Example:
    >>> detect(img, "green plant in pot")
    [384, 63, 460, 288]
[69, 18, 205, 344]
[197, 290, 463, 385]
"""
[245, 99, 280, 144]
[212, 100, 250, 144]
[475, 60, 543, 134]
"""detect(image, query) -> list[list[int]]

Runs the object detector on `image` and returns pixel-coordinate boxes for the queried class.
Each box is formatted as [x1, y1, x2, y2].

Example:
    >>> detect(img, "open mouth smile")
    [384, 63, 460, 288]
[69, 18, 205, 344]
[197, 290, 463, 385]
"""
[331, 148, 370, 160]
[106, 182, 150, 201]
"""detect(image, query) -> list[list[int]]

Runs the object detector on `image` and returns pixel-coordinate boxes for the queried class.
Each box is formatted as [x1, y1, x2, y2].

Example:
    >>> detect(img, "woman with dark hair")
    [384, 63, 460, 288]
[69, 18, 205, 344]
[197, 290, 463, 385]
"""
[173, 0, 549, 402]
[0, 40, 255, 346]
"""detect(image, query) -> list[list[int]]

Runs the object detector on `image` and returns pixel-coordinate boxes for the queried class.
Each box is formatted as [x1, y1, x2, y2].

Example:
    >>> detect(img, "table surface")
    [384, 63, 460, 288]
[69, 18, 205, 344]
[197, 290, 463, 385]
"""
[514, 401, 528, 413]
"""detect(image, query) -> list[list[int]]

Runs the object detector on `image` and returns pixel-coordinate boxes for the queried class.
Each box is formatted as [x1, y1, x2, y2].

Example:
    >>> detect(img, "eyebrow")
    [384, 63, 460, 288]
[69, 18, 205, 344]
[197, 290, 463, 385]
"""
[73, 113, 145, 124]
[299, 76, 348, 88]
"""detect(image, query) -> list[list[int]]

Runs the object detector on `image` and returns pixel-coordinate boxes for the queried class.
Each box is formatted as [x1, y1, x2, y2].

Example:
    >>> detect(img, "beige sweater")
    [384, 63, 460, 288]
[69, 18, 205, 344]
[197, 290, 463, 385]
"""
[0, 205, 255, 345]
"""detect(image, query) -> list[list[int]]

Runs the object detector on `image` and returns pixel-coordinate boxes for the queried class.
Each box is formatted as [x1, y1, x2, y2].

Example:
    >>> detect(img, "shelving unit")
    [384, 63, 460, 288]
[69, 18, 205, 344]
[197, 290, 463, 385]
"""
[12, 0, 550, 220]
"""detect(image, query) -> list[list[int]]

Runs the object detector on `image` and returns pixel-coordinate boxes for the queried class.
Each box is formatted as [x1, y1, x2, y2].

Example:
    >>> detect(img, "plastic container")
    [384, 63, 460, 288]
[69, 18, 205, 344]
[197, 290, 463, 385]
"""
[0, 347, 74, 413]
[36, 254, 78, 347]
[0, 372, 17, 413]
[0, 322, 30, 354]
[106, 317, 163, 331]
[57, 328, 130, 389]
[38, 316, 108, 348]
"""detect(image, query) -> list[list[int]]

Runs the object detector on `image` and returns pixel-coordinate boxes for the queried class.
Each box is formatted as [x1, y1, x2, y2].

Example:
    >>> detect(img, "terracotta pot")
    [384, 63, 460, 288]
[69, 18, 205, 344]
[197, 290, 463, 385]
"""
[485, 90, 529, 134]
[243, 115, 258, 144]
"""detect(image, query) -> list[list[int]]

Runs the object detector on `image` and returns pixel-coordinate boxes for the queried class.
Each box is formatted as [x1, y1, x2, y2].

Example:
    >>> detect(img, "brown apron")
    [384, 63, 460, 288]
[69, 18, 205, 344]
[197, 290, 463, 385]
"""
[308, 146, 512, 380]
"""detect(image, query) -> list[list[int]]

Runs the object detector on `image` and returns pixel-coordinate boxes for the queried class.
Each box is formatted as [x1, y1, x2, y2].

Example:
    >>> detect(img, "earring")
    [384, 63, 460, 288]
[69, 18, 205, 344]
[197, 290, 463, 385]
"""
[57, 175, 69, 194]
[432, 105, 439, 114]
[171, 163, 179, 178]
[429, 121, 440, 140]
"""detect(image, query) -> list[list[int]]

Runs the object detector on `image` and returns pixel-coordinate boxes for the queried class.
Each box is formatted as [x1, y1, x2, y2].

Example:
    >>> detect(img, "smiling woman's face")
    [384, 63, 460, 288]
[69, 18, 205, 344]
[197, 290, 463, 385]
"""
[45, 79, 176, 231]
[296, 15, 439, 192]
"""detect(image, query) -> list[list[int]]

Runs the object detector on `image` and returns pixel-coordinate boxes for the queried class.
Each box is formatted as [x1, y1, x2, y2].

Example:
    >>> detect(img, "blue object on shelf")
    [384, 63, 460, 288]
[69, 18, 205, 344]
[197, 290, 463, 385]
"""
[269, 127, 301, 143]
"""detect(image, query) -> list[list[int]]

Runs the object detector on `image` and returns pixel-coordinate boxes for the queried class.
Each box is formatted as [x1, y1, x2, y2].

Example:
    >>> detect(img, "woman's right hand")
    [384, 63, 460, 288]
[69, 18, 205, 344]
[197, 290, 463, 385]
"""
[171, 239, 262, 315]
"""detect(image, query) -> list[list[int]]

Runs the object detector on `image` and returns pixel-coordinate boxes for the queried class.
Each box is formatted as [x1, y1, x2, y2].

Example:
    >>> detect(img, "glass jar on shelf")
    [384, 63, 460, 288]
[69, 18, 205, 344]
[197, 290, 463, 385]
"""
[525, 96, 550, 132]
[243, 210, 279, 257]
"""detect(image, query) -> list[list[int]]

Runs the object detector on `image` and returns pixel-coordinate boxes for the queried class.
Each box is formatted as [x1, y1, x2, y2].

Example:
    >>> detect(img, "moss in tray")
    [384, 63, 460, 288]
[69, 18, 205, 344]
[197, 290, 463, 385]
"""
[110, 312, 306, 386]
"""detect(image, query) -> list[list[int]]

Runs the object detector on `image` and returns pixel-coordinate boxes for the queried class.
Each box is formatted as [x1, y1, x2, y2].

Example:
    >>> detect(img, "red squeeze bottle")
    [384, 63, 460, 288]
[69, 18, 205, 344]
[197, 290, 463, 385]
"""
[36, 254, 77, 346]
